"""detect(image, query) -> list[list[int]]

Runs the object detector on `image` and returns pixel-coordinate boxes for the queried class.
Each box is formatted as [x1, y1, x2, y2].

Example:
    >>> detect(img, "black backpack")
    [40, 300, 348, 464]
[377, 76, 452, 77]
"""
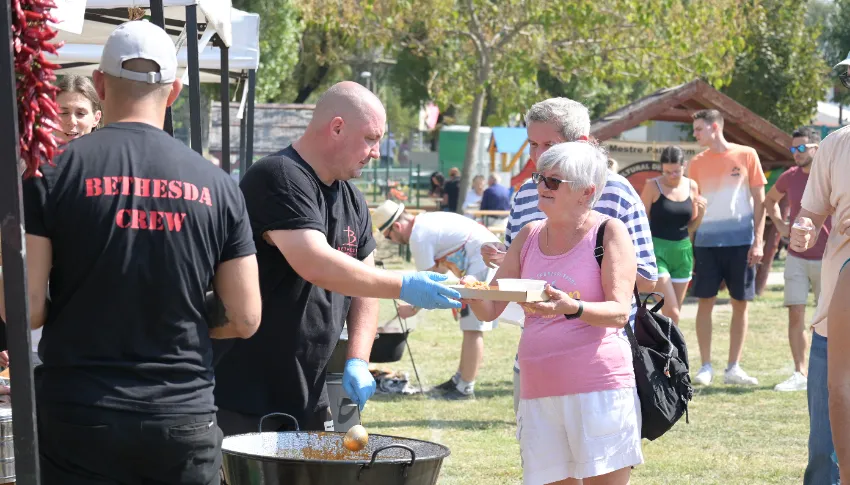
[594, 220, 693, 441]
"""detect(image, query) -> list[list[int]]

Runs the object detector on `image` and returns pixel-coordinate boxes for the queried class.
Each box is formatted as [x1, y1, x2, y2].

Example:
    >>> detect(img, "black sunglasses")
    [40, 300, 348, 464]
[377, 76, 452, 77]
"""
[531, 172, 571, 191]
[789, 144, 810, 154]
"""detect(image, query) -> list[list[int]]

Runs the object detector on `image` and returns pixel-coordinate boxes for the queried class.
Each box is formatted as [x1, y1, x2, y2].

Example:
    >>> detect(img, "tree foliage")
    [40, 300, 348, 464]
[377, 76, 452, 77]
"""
[231, 0, 302, 102]
[723, 0, 829, 132]
[302, 0, 747, 210]
[823, 0, 850, 105]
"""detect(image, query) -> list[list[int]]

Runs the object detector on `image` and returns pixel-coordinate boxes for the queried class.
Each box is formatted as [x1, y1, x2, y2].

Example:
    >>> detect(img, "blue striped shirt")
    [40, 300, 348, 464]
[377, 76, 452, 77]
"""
[508, 172, 658, 372]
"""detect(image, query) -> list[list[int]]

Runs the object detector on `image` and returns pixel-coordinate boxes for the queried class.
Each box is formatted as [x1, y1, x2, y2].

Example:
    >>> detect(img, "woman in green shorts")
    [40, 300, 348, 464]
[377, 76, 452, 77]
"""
[640, 146, 707, 324]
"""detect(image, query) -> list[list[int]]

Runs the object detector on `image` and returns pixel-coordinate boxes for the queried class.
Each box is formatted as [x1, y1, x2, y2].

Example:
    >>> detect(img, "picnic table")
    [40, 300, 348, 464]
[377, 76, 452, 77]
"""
[464, 209, 510, 228]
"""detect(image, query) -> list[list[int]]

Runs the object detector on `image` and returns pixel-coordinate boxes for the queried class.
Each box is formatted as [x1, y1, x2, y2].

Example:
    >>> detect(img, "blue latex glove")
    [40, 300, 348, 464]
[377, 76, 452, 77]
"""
[400, 272, 462, 310]
[342, 358, 376, 411]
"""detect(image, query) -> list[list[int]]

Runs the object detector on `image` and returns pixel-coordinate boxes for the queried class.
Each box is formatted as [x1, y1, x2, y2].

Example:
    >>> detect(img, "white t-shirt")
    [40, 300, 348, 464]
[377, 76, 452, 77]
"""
[409, 212, 499, 279]
[462, 190, 483, 212]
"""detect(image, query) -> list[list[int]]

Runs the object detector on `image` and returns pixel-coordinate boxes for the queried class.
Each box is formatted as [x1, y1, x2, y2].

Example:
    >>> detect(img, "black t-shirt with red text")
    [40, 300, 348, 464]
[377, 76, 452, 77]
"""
[213, 145, 375, 420]
[23, 122, 255, 415]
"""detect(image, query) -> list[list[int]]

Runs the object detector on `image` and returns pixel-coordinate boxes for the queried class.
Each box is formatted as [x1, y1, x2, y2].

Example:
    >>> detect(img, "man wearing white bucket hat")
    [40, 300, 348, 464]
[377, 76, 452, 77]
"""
[374, 199, 500, 400]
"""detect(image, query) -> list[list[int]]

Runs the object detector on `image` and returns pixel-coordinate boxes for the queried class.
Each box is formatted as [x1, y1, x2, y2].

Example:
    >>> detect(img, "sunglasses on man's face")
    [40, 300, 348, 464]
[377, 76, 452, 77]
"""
[789, 144, 812, 154]
[531, 172, 571, 191]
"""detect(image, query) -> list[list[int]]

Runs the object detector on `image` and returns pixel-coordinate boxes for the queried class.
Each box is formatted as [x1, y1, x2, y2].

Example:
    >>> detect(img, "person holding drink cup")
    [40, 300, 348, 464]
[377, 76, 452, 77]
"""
[789, 117, 850, 484]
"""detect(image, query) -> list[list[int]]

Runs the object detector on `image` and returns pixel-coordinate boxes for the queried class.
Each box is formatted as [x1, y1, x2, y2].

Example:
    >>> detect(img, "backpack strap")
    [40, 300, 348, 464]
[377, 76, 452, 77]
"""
[593, 219, 640, 349]
[594, 219, 608, 267]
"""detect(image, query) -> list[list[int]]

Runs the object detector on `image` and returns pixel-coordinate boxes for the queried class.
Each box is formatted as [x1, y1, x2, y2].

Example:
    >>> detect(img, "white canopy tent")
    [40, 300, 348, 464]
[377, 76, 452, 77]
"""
[52, 5, 259, 84]
[46, 0, 260, 172]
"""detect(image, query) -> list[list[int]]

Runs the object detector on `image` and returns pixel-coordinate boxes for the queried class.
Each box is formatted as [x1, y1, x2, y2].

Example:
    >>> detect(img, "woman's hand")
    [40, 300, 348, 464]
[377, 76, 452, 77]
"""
[520, 284, 580, 317]
[695, 195, 707, 215]
[0, 351, 8, 368]
[396, 303, 420, 319]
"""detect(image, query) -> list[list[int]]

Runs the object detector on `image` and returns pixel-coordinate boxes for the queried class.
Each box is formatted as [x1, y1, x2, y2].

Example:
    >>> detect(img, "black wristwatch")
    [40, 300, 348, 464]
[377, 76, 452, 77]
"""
[564, 300, 584, 320]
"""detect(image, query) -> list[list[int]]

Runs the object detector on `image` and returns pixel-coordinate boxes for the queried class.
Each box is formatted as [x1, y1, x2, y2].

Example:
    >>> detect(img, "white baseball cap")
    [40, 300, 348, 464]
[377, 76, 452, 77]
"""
[99, 21, 177, 84]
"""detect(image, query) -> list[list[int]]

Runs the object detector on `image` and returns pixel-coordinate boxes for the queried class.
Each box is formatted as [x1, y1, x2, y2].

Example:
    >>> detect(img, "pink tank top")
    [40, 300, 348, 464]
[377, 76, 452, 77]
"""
[518, 218, 635, 400]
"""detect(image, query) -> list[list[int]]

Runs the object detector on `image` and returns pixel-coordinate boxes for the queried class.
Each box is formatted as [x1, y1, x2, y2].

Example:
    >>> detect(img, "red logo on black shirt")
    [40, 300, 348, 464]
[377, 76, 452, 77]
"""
[337, 226, 358, 257]
[85, 176, 213, 232]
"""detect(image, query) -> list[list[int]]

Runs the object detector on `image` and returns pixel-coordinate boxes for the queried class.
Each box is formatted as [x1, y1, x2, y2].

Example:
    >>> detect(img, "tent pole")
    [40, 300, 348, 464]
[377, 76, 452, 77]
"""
[185, 6, 202, 154]
[219, 43, 230, 174]
[0, 0, 40, 483]
[149, 0, 173, 135]
[239, 91, 247, 181]
[245, 69, 256, 169]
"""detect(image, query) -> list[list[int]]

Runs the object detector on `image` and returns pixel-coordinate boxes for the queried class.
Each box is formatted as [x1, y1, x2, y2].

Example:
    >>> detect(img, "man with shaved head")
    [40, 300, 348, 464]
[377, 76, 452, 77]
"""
[214, 81, 461, 434]
[11, 21, 262, 484]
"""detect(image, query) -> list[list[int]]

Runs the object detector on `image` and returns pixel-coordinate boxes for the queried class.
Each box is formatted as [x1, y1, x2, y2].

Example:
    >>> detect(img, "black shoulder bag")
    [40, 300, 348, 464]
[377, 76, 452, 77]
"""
[594, 219, 693, 441]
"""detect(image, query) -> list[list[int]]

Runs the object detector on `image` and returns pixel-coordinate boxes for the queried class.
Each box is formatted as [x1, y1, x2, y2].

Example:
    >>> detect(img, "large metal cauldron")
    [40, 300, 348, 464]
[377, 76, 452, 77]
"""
[221, 414, 450, 485]
[0, 401, 13, 483]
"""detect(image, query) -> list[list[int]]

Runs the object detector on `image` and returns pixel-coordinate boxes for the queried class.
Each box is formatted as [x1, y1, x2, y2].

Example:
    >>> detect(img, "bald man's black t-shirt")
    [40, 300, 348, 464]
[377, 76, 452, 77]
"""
[213, 145, 375, 421]
[22, 122, 255, 414]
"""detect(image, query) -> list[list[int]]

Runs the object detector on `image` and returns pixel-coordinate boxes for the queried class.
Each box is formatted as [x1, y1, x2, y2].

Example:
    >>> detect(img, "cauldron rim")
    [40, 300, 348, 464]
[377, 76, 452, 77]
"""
[221, 431, 451, 466]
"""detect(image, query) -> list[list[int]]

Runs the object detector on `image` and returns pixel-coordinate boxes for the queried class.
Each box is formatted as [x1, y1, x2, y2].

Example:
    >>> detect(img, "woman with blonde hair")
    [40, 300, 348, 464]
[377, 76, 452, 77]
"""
[464, 142, 641, 485]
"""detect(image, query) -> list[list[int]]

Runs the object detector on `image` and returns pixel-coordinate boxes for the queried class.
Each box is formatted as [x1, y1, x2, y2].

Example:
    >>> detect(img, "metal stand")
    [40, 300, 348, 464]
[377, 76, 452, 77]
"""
[0, 0, 40, 482]
[389, 300, 424, 393]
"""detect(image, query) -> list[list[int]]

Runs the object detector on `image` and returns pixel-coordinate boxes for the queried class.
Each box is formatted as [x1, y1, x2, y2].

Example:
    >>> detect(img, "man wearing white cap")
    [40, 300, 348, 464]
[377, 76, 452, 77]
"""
[6, 21, 263, 484]
[789, 51, 850, 485]
[374, 200, 500, 400]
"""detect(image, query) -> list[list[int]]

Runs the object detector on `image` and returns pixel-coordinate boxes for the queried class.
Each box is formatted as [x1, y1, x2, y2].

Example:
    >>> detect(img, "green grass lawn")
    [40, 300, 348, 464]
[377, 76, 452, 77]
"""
[363, 248, 810, 484]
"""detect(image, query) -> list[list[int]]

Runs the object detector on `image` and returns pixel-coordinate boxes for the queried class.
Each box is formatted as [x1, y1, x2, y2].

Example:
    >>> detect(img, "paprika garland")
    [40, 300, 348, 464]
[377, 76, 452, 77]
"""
[12, 0, 63, 179]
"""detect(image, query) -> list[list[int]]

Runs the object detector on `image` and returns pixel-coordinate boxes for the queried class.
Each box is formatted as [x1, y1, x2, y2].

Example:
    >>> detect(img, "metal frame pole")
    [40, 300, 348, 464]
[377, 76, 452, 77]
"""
[185, 6, 202, 154]
[239, 96, 247, 181]
[149, 0, 173, 135]
[245, 69, 256, 168]
[219, 44, 230, 174]
[0, 0, 40, 482]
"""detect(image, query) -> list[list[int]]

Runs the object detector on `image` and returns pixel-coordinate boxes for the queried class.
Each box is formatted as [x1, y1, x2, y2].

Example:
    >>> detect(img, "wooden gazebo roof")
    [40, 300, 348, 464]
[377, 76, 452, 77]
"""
[590, 79, 792, 168]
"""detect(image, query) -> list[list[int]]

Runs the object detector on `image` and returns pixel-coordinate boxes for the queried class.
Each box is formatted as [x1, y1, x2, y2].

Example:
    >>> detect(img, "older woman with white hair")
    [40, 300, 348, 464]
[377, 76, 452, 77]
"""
[464, 142, 641, 485]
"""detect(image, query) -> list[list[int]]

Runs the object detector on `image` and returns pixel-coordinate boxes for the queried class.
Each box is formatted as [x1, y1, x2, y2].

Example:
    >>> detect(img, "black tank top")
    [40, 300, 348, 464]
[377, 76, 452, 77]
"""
[649, 179, 693, 241]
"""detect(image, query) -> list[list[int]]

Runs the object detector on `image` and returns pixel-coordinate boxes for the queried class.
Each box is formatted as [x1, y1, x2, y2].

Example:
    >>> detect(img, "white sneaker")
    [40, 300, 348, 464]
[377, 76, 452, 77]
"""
[724, 366, 759, 386]
[774, 372, 807, 391]
[694, 364, 713, 386]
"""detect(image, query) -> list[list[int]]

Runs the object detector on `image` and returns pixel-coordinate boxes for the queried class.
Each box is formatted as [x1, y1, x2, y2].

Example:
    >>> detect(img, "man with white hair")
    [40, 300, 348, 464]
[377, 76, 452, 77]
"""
[480, 173, 511, 212]
[481, 97, 657, 413]
[7, 21, 263, 484]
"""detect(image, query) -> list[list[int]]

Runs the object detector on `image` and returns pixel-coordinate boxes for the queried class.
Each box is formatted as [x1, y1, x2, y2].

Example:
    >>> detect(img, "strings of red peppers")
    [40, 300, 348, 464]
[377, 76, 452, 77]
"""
[12, 0, 63, 179]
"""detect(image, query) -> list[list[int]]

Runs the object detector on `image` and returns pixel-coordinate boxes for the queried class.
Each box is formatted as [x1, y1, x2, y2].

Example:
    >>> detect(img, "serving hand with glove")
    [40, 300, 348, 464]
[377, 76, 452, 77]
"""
[342, 358, 376, 411]
[400, 272, 462, 310]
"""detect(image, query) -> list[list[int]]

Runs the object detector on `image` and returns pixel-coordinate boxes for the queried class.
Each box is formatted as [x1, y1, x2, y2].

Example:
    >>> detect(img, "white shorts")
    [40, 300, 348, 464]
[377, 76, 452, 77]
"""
[459, 265, 497, 332]
[516, 388, 643, 483]
[784, 254, 822, 307]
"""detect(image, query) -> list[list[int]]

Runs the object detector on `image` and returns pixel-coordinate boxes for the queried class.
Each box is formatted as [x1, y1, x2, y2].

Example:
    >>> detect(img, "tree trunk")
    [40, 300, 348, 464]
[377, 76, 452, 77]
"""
[456, 62, 490, 214]
[292, 63, 330, 104]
